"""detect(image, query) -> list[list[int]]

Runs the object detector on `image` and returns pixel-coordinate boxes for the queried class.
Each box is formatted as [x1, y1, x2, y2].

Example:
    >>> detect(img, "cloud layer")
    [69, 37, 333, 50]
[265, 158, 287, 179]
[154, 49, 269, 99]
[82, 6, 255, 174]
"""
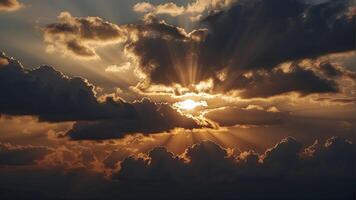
[2, 136, 351, 200]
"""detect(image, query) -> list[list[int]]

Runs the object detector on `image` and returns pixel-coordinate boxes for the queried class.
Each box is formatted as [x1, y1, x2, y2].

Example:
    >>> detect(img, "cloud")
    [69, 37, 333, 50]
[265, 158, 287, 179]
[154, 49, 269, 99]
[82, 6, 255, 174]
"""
[42, 0, 354, 98]
[42, 12, 125, 58]
[105, 62, 131, 73]
[200, 0, 355, 70]
[67, 98, 204, 140]
[133, 0, 235, 18]
[234, 63, 339, 98]
[0, 52, 203, 139]
[0, 52, 131, 122]
[0, 136, 353, 199]
[134, 2, 183, 16]
[133, 2, 155, 13]
[262, 137, 302, 172]
[111, 136, 354, 199]
[0, 0, 23, 12]
[123, 17, 208, 86]
[0, 143, 53, 165]
[127, 0, 354, 97]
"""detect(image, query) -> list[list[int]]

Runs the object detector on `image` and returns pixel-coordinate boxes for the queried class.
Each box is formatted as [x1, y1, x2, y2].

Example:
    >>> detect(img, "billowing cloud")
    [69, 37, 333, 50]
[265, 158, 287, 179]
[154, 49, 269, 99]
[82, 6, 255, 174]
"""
[0, 135, 354, 199]
[128, 0, 355, 97]
[0, 52, 130, 122]
[111, 136, 354, 199]
[0, 0, 23, 12]
[42, 0, 354, 98]
[42, 12, 125, 58]
[0, 52, 203, 139]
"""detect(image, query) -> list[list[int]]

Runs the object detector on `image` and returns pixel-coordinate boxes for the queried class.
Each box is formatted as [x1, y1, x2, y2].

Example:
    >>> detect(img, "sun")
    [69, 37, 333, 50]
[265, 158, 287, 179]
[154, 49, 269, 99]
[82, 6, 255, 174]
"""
[174, 99, 207, 111]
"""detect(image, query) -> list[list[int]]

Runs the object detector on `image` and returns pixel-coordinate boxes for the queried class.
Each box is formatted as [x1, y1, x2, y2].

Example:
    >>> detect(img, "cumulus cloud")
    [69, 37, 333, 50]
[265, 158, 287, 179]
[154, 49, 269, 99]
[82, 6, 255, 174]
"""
[0, 52, 203, 139]
[0, 136, 353, 199]
[0, 52, 130, 122]
[112, 136, 354, 199]
[0, 0, 23, 12]
[42, 12, 125, 58]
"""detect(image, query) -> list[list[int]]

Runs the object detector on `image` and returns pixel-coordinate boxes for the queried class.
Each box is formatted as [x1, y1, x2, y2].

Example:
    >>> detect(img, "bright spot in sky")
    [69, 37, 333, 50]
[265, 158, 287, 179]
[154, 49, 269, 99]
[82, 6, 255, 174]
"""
[175, 99, 208, 110]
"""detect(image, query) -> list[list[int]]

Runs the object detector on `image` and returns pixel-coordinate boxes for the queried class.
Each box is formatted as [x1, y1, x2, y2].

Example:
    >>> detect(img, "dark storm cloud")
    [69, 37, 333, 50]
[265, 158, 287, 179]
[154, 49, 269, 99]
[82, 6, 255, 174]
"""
[0, 52, 203, 139]
[0, 0, 23, 12]
[200, 0, 355, 71]
[236, 63, 339, 98]
[124, 17, 208, 87]
[0, 52, 132, 122]
[126, 0, 354, 97]
[0, 143, 53, 166]
[42, 0, 354, 97]
[124, 16, 210, 87]
[112, 136, 354, 199]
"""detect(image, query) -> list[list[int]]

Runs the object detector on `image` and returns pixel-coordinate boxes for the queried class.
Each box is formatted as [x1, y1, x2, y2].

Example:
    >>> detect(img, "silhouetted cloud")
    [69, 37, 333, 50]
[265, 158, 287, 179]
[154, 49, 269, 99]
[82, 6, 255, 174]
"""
[0, 136, 353, 199]
[200, 0, 355, 71]
[234, 63, 339, 98]
[127, 0, 354, 97]
[112, 136, 354, 199]
[0, 52, 132, 122]
[0, 0, 23, 12]
[0, 52, 203, 139]
[42, 0, 355, 98]
[67, 98, 203, 140]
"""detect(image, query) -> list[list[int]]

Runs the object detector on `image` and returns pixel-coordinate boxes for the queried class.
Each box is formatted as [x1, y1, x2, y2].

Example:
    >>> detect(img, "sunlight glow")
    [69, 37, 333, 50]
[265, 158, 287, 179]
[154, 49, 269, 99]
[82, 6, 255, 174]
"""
[174, 99, 207, 110]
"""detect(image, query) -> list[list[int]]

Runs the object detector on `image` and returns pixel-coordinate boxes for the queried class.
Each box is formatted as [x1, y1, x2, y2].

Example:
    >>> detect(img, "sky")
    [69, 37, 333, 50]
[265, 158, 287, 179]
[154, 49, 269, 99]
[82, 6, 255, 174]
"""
[0, 0, 355, 199]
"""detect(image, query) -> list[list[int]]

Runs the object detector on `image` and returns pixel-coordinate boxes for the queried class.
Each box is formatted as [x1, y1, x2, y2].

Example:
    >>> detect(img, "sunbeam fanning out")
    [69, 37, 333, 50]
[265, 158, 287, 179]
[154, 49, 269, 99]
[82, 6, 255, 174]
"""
[0, 0, 355, 199]
[174, 99, 208, 110]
